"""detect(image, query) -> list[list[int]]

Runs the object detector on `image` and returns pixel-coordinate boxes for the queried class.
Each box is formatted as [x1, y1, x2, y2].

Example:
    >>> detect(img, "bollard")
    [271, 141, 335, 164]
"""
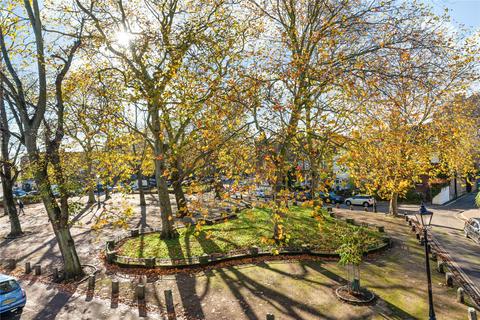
[25, 262, 31, 274]
[164, 289, 175, 315]
[457, 287, 464, 303]
[34, 264, 42, 276]
[111, 279, 119, 295]
[445, 272, 454, 287]
[350, 205, 353, 211]
[405, 215, 409, 222]
[437, 260, 445, 273]
[145, 257, 155, 268]
[377, 226, 385, 233]
[364, 206, 368, 212]
[88, 275, 96, 290]
[408, 220, 413, 226]
[141, 275, 147, 285]
[136, 284, 145, 300]
[416, 233, 420, 240]
[266, 314, 275, 320]
[250, 246, 259, 256]
[431, 251, 437, 261]
[53, 268, 59, 281]
[199, 254, 209, 264]
[468, 308, 477, 320]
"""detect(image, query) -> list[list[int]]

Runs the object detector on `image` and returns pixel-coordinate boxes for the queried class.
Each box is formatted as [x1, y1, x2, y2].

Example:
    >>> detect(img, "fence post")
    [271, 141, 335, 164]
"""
[468, 308, 477, 320]
[437, 260, 445, 273]
[112, 279, 119, 295]
[445, 273, 454, 287]
[457, 287, 464, 303]
[34, 264, 41, 276]
[165, 289, 175, 316]
[136, 284, 145, 300]
[88, 275, 96, 290]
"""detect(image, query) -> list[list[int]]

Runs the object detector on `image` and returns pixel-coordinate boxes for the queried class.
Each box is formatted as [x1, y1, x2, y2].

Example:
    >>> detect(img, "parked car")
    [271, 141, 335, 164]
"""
[27, 190, 40, 196]
[13, 189, 27, 198]
[295, 190, 312, 201]
[344, 194, 375, 207]
[130, 180, 149, 191]
[148, 178, 157, 187]
[0, 274, 26, 315]
[319, 192, 344, 204]
[464, 218, 480, 243]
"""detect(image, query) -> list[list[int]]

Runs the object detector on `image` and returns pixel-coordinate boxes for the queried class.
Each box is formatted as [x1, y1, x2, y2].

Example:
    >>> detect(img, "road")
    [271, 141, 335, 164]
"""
[429, 193, 480, 288]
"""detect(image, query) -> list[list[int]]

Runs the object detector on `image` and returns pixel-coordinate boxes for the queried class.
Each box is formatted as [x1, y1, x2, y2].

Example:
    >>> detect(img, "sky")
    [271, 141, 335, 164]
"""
[423, 0, 480, 29]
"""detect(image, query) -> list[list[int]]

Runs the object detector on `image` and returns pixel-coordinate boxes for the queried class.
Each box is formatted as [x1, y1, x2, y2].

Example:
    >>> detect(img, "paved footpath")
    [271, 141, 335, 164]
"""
[0, 281, 142, 320]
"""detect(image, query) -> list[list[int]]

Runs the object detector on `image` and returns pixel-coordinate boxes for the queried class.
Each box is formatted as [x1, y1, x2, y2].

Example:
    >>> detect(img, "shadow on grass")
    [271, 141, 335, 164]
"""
[303, 261, 417, 319]
[166, 233, 206, 319]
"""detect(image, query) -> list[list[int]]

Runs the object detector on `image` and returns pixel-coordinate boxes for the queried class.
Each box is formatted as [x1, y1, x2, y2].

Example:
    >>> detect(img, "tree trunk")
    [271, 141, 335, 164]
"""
[137, 169, 146, 206]
[173, 180, 188, 217]
[389, 192, 398, 216]
[24, 136, 84, 280]
[171, 158, 189, 217]
[88, 189, 95, 204]
[0, 79, 22, 237]
[86, 159, 95, 204]
[214, 178, 224, 200]
[152, 114, 177, 239]
[54, 224, 83, 279]
[1, 177, 23, 237]
[104, 180, 110, 200]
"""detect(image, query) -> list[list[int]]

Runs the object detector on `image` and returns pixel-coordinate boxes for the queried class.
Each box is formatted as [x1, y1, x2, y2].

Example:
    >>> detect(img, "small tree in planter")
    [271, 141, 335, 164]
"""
[336, 227, 371, 294]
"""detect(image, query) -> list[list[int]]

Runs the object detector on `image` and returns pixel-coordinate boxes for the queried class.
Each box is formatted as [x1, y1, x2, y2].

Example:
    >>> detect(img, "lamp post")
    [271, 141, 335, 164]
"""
[415, 203, 436, 320]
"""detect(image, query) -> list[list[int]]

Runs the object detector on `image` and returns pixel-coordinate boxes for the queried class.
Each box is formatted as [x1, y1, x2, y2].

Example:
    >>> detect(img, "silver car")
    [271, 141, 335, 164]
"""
[464, 218, 480, 244]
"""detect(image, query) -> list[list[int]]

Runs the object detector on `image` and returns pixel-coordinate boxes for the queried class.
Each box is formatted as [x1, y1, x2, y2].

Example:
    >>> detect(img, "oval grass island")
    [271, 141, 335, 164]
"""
[108, 207, 390, 268]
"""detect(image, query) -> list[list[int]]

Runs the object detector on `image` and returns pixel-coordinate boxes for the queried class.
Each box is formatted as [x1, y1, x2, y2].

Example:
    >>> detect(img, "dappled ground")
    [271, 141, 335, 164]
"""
[0, 195, 478, 319]
[117, 207, 383, 260]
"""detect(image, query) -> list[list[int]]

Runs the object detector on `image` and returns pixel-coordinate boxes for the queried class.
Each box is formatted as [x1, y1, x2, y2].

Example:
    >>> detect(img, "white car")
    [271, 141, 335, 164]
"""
[345, 195, 375, 207]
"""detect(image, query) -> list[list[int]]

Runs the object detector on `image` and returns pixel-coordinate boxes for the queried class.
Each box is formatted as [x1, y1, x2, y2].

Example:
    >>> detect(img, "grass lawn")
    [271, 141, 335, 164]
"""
[117, 206, 384, 259]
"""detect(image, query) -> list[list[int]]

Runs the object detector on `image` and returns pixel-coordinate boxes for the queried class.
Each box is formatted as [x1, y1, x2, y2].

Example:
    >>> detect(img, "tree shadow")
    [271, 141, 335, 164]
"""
[302, 261, 417, 319]
[136, 205, 150, 229]
[70, 202, 95, 224]
[217, 265, 335, 320]
[31, 290, 74, 320]
[163, 234, 206, 319]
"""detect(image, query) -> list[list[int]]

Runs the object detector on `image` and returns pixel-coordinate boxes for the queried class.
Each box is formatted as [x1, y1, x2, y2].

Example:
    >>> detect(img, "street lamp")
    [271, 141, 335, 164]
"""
[415, 202, 436, 320]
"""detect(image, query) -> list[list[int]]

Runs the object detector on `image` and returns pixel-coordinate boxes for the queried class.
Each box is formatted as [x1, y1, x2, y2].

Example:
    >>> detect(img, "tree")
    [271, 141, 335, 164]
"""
[77, 0, 251, 236]
[0, 0, 85, 279]
[0, 69, 22, 237]
[341, 21, 479, 215]
[336, 227, 371, 293]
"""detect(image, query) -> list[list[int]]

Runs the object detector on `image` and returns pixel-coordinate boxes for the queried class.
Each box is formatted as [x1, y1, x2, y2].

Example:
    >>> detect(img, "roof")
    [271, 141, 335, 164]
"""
[0, 274, 14, 282]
